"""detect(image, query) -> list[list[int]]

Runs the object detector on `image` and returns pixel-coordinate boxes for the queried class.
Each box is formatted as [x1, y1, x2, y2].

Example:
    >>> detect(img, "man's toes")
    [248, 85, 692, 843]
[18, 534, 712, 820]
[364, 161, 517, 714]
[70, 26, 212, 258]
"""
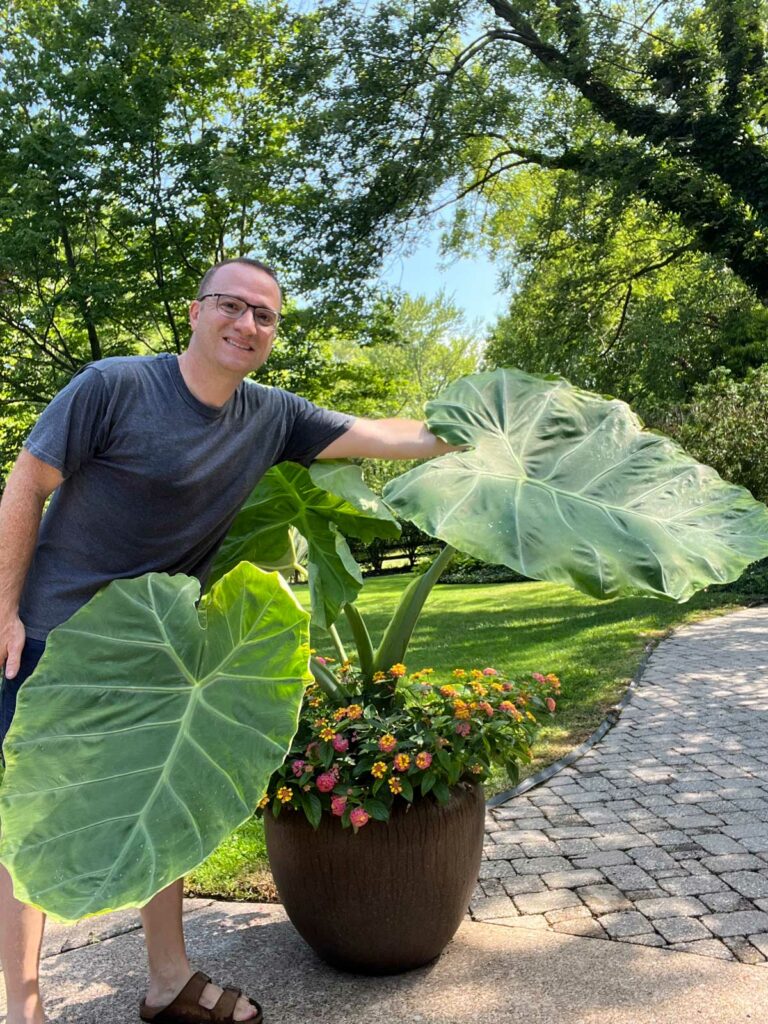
[234, 994, 260, 1021]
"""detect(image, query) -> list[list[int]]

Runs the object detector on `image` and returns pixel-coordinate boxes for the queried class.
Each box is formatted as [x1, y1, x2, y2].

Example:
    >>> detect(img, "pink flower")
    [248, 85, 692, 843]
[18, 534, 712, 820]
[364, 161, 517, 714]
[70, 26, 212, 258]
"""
[532, 672, 546, 683]
[305, 741, 319, 757]
[332, 734, 349, 753]
[291, 759, 307, 777]
[378, 733, 397, 753]
[479, 701, 494, 717]
[415, 751, 432, 770]
[546, 697, 557, 712]
[455, 721, 471, 737]
[315, 656, 328, 666]
[316, 772, 336, 793]
[349, 807, 370, 828]
[331, 795, 347, 816]
[482, 667, 498, 676]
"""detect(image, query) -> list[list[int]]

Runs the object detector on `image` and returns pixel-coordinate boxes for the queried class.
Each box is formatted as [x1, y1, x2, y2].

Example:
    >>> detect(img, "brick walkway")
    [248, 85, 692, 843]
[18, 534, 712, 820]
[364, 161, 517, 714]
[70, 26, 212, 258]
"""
[473, 605, 768, 964]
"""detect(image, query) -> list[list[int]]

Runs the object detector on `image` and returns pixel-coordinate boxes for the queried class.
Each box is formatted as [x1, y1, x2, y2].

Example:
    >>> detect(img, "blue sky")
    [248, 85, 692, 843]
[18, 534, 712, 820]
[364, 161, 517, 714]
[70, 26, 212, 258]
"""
[378, 226, 508, 332]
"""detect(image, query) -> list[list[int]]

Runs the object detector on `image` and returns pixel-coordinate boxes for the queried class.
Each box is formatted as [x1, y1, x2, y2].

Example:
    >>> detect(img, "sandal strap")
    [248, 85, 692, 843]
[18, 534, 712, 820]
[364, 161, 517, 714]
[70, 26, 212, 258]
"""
[179, 972, 213, 1009]
[212, 987, 241, 1022]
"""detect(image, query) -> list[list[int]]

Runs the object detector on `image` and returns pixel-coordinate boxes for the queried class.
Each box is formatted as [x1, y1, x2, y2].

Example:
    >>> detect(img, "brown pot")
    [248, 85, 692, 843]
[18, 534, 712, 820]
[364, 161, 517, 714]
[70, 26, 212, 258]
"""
[264, 782, 485, 974]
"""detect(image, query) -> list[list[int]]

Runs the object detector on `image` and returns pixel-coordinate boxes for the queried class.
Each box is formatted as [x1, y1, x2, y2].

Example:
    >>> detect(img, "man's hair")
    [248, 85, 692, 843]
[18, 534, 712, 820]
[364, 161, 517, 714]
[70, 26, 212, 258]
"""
[196, 257, 282, 304]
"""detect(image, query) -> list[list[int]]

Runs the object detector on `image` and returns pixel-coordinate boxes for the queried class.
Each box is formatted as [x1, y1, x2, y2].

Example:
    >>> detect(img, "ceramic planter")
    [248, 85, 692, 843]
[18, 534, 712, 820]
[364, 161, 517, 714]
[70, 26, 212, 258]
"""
[264, 782, 485, 974]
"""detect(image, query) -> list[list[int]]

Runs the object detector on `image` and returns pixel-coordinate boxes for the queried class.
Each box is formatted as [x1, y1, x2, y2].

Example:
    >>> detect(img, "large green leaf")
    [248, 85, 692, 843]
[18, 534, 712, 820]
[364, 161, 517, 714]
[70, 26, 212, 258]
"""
[0, 563, 310, 921]
[208, 461, 400, 629]
[382, 369, 768, 601]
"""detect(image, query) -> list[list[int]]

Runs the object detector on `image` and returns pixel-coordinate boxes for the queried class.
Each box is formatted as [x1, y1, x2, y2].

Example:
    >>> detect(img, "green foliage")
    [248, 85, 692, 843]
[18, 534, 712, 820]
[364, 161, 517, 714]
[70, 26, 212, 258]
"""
[440, 553, 529, 585]
[208, 461, 400, 630]
[0, 563, 310, 921]
[482, 174, 768, 424]
[675, 365, 768, 504]
[383, 370, 768, 601]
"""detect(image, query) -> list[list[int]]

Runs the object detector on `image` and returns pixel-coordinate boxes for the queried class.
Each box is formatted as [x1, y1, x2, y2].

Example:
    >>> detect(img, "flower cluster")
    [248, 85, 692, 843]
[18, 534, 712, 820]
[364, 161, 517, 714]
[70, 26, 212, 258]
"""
[258, 665, 559, 832]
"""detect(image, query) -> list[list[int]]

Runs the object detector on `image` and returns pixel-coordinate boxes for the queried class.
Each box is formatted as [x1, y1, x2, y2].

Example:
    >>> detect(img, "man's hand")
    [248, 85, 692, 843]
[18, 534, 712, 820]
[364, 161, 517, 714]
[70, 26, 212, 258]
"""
[316, 417, 464, 461]
[1, 613, 26, 680]
[0, 449, 63, 679]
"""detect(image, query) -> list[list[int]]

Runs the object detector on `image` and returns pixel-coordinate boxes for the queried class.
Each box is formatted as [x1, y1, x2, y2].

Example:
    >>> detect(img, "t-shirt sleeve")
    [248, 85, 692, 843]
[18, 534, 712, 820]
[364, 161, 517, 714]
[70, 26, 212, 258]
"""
[23, 366, 111, 477]
[277, 391, 355, 467]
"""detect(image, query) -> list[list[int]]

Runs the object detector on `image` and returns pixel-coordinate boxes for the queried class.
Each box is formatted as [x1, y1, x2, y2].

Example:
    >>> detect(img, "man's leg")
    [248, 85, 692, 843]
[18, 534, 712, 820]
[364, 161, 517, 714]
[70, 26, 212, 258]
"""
[140, 879, 259, 1021]
[0, 862, 46, 1024]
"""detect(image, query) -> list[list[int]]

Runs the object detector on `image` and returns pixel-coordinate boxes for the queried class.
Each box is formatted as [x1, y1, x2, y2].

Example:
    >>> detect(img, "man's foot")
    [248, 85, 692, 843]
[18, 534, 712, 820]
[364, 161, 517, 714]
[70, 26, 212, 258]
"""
[141, 970, 261, 1022]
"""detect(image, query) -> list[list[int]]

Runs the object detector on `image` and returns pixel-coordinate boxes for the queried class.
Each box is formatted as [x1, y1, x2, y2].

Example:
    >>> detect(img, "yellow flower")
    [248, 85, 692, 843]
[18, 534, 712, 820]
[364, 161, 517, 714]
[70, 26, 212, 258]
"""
[389, 663, 407, 677]
[491, 683, 504, 692]
[308, 697, 322, 708]
[526, 711, 535, 721]
[424, 668, 434, 674]
[320, 726, 335, 741]
[346, 704, 363, 720]
[453, 699, 471, 720]
[388, 776, 403, 794]
[373, 671, 387, 682]
[257, 794, 270, 809]
[470, 669, 484, 680]
[371, 761, 388, 778]
[470, 763, 484, 775]
[470, 682, 488, 697]
[452, 669, 466, 678]
[333, 707, 348, 721]
[440, 685, 458, 698]
[277, 786, 293, 803]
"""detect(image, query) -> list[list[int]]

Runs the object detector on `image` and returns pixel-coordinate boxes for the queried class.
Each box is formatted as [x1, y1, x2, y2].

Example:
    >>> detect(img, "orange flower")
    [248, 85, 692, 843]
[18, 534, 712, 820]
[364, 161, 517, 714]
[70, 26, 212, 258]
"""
[453, 699, 471, 720]
[415, 751, 433, 770]
[452, 669, 466, 679]
[346, 704, 363, 720]
[470, 763, 484, 775]
[319, 726, 335, 741]
[373, 671, 387, 682]
[393, 753, 411, 772]
[389, 663, 407, 677]
[440, 685, 458, 697]
[257, 794, 270, 809]
[277, 786, 293, 803]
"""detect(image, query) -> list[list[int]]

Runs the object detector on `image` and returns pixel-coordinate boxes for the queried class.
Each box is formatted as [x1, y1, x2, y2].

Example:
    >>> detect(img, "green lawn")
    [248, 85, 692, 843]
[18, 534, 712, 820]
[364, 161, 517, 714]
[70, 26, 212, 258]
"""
[186, 575, 747, 902]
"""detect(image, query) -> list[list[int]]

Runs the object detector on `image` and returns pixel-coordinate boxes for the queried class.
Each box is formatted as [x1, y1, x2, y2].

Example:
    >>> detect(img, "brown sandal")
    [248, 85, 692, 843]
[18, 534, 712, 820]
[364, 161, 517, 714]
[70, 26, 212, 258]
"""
[139, 971, 263, 1024]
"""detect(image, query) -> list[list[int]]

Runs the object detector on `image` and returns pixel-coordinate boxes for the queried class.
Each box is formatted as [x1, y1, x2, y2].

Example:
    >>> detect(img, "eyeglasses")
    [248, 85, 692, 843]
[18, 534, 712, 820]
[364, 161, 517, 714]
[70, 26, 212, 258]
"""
[199, 293, 280, 328]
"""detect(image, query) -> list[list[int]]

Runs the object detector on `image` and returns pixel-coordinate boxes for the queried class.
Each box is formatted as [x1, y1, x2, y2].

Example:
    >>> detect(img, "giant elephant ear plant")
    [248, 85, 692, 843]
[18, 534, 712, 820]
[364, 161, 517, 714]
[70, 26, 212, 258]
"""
[2, 368, 768, 920]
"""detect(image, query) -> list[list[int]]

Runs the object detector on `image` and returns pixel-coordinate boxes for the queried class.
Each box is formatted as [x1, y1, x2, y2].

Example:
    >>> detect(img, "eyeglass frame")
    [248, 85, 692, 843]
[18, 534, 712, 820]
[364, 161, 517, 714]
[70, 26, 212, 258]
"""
[198, 292, 281, 328]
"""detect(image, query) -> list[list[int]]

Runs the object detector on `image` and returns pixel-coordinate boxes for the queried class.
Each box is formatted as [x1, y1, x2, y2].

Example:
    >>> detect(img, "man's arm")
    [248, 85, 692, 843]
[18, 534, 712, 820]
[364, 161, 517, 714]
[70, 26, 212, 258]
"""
[0, 450, 63, 678]
[315, 418, 459, 460]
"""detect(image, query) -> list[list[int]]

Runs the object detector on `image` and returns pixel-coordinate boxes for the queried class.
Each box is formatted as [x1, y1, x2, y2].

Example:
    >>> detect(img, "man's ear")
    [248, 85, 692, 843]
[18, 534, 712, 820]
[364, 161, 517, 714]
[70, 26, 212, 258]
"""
[188, 299, 200, 330]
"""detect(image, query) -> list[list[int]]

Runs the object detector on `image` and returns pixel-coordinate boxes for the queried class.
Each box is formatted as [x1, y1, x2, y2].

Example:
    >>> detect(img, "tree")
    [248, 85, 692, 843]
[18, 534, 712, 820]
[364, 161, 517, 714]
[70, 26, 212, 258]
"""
[308, 0, 768, 304]
[0, 0, 362, 473]
[481, 170, 768, 424]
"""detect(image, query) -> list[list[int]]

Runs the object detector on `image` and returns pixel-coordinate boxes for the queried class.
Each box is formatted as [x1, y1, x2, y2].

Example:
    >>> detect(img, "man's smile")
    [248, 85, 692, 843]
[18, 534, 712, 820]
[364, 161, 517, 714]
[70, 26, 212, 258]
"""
[223, 336, 254, 352]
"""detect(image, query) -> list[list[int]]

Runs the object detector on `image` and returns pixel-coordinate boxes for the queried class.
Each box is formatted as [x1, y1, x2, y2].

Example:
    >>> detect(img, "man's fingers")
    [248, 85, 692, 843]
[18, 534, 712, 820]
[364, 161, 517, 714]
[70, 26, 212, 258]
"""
[3, 637, 24, 680]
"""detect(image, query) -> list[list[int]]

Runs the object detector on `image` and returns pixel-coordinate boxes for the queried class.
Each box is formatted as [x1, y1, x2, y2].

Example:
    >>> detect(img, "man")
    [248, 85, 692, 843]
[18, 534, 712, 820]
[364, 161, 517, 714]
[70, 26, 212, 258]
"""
[0, 257, 455, 1024]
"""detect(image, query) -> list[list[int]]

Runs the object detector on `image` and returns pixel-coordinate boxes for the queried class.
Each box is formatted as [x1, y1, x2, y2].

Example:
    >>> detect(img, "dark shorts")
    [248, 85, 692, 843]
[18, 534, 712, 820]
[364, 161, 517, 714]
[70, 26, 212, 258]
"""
[0, 638, 47, 755]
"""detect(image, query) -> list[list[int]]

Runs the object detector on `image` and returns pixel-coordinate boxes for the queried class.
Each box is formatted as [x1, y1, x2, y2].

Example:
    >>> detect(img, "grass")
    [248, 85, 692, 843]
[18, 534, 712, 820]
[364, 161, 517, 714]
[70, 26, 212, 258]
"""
[185, 575, 750, 902]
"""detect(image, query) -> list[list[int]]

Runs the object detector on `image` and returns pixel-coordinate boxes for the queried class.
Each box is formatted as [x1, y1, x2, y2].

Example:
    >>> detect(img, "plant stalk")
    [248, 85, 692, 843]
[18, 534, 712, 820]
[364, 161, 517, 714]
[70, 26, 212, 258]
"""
[342, 602, 375, 681]
[373, 544, 455, 675]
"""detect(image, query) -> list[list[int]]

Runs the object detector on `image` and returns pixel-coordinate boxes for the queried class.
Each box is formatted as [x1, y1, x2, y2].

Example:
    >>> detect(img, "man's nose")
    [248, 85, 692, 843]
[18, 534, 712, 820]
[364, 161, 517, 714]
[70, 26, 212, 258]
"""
[235, 306, 259, 332]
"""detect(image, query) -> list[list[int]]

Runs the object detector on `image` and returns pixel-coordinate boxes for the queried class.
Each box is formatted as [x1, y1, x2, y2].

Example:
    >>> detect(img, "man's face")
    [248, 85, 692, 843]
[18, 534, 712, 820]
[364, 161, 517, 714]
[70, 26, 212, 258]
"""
[188, 263, 282, 378]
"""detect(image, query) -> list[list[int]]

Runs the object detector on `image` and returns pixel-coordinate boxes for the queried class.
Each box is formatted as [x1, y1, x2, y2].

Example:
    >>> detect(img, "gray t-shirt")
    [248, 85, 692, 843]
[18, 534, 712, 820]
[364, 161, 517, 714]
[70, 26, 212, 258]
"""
[20, 354, 353, 639]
